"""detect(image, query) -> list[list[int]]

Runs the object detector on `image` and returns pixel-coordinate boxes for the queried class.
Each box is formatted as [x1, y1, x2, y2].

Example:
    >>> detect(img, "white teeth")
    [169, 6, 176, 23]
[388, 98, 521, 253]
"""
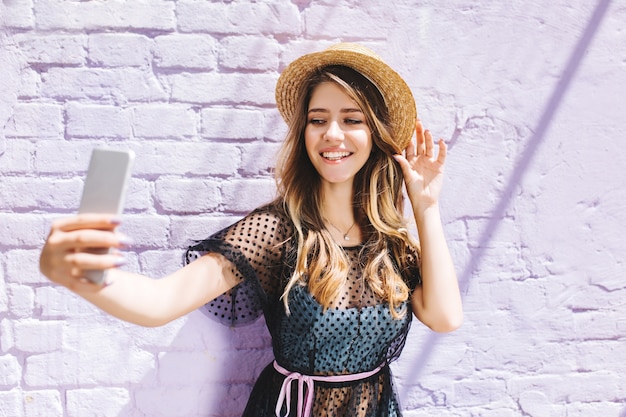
[322, 151, 351, 160]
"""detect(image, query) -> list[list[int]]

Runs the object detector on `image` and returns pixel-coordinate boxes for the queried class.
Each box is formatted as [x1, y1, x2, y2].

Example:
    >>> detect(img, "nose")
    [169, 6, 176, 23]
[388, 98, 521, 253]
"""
[323, 121, 344, 141]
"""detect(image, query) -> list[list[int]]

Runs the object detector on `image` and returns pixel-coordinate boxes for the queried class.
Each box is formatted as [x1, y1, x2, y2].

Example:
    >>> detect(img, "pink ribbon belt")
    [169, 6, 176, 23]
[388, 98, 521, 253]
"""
[273, 360, 385, 417]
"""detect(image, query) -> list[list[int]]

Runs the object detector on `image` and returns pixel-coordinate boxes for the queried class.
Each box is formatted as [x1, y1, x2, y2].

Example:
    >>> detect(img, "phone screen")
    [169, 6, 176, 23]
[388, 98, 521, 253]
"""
[78, 148, 135, 283]
[79, 148, 135, 215]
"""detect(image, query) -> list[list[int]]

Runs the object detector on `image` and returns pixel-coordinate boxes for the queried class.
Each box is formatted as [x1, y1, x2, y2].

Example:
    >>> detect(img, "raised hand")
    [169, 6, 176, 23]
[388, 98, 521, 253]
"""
[393, 119, 447, 212]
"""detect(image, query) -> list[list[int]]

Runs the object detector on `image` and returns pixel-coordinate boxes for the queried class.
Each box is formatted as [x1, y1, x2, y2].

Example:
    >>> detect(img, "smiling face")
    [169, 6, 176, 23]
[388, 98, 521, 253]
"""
[304, 81, 373, 190]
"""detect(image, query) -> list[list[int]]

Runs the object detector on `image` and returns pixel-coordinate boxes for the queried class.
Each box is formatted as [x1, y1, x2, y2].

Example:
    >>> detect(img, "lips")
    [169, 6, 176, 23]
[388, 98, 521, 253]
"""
[321, 151, 352, 161]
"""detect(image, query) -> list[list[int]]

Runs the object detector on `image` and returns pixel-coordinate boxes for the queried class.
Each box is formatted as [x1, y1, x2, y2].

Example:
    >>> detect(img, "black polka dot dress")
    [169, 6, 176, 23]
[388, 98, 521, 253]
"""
[186, 204, 421, 417]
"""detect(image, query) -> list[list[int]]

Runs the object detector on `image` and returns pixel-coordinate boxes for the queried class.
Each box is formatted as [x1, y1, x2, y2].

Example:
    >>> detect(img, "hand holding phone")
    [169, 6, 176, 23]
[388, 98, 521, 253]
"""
[78, 148, 135, 284]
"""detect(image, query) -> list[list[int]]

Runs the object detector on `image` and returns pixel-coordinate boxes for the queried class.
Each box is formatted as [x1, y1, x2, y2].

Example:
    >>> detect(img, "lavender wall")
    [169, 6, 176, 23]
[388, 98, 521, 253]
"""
[1, 1, 625, 416]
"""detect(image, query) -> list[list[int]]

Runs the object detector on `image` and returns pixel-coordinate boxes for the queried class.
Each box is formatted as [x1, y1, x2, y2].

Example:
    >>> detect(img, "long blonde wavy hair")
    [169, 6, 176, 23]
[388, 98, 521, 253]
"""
[274, 66, 420, 319]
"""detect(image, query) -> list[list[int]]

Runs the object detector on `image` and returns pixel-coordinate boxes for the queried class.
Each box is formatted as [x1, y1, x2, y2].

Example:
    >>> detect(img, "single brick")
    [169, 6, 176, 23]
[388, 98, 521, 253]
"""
[201, 108, 264, 140]
[177, 1, 300, 35]
[220, 37, 280, 71]
[34, 140, 99, 174]
[0, 177, 82, 211]
[2, 0, 34, 29]
[0, 316, 13, 353]
[170, 215, 241, 247]
[66, 103, 133, 138]
[8, 284, 35, 318]
[35, 286, 100, 319]
[42, 68, 166, 101]
[170, 73, 276, 105]
[112, 214, 170, 249]
[154, 34, 218, 69]
[13, 319, 63, 353]
[565, 402, 623, 417]
[3, 103, 63, 138]
[574, 340, 625, 373]
[518, 391, 558, 417]
[221, 178, 276, 213]
[138, 250, 188, 279]
[304, 4, 391, 39]
[88, 33, 152, 67]
[155, 178, 221, 214]
[130, 142, 240, 177]
[12, 67, 40, 102]
[0, 388, 24, 417]
[123, 178, 153, 213]
[278, 40, 336, 70]
[0, 139, 35, 174]
[509, 372, 622, 403]
[0, 276, 7, 314]
[0, 355, 21, 387]
[6, 250, 47, 285]
[34, 0, 175, 31]
[24, 347, 155, 387]
[0, 214, 46, 247]
[133, 104, 198, 138]
[262, 108, 288, 142]
[22, 390, 63, 417]
[574, 311, 620, 341]
[13, 34, 86, 65]
[240, 142, 281, 175]
[452, 378, 507, 407]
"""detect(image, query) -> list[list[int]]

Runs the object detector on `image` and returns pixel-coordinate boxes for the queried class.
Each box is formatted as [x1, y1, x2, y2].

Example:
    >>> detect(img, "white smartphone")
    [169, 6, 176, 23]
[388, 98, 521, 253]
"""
[78, 148, 135, 284]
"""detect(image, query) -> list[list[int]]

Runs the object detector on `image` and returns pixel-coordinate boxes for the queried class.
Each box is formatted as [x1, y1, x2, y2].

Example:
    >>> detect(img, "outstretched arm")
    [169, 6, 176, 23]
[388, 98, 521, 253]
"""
[393, 120, 463, 333]
[40, 214, 240, 327]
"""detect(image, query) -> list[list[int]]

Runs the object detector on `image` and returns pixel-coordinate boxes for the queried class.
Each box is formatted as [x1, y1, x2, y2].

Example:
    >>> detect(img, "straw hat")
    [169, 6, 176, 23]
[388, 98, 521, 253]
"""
[275, 43, 417, 151]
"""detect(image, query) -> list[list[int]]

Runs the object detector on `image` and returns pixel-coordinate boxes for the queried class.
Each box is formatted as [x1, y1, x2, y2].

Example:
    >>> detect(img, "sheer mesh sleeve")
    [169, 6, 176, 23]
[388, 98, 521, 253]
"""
[184, 205, 294, 327]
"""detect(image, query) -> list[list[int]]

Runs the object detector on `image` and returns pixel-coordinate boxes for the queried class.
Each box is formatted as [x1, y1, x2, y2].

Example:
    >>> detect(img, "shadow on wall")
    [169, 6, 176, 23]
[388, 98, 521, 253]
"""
[122, 313, 273, 417]
[63, 309, 273, 417]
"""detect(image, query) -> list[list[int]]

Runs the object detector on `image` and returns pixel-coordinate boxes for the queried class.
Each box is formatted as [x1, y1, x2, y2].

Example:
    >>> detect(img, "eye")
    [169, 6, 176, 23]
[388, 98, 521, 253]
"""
[344, 118, 364, 125]
[308, 118, 326, 125]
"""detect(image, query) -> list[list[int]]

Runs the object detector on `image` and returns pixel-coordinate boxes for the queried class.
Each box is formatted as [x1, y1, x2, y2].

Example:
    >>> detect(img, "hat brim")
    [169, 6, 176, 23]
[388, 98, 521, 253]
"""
[275, 44, 417, 151]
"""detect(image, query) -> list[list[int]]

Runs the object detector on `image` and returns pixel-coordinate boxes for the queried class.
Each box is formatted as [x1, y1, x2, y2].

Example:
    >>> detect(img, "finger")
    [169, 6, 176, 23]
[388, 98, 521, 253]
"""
[404, 137, 417, 160]
[51, 214, 121, 233]
[65, 251, 126, 273]
[424, 129, 434, 158]
[436, 139, 447, 165]
[415, 120, 426, 156]
[56, 229, 130, 252]
[393, 154, 413, 180]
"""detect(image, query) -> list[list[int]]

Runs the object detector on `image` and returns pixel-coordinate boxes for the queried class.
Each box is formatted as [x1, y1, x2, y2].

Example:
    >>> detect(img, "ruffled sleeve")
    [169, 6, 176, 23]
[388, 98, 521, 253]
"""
[184, 205, 294, 327]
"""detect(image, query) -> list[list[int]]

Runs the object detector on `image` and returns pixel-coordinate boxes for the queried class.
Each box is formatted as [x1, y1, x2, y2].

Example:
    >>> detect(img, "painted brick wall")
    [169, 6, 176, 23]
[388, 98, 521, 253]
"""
[1, 1, 625, 416]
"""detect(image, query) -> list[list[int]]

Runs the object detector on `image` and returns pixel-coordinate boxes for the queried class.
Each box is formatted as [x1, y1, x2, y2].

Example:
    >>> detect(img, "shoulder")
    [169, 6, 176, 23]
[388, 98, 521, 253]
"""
[249, 201, 294, 234]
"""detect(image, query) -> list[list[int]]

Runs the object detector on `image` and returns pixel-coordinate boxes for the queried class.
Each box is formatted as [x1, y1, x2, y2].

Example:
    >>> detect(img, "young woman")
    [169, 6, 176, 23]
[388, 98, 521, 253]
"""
[40, 43, 462, 416]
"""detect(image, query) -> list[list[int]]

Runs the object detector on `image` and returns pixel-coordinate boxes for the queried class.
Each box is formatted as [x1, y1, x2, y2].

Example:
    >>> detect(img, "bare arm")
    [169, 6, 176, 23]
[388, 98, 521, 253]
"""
[40, 214, 240, 327]
[410, 205, 463, 332]
[79, 253, 239, 327]
[394, 120, 463, 333]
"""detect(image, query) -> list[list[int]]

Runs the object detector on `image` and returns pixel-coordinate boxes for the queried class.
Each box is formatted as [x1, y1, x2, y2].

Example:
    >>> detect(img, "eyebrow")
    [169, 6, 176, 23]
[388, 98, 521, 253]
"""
[307, 108, 363, 114]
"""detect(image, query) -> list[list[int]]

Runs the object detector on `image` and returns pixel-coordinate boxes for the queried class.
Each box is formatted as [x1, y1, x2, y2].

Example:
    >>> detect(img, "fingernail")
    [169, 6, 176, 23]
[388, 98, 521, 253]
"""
[118, 235, 133, 247]
[110, 217, 122, 225]
[113, 256, 127, 267]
